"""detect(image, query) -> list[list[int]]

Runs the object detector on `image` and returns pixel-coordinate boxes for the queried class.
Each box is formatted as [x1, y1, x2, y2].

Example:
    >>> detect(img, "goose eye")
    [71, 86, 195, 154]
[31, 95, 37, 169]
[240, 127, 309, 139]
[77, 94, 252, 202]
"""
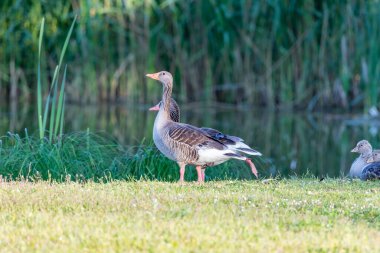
[163, 72, 165, 75]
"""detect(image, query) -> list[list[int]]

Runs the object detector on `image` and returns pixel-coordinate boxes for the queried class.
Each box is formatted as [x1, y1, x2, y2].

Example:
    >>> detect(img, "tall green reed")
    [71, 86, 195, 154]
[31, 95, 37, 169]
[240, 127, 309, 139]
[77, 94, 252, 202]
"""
[37, 17, 76, 141]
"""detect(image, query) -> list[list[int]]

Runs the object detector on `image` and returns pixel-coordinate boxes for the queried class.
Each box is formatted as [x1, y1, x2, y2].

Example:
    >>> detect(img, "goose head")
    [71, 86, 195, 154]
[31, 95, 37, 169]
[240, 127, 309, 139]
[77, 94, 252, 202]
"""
[149, 98, 180, 122]
[351, 140, 372, 155]
[367, 150, 380, 163]
[148, 102, 161, 111]
[146, 71, 173, 87]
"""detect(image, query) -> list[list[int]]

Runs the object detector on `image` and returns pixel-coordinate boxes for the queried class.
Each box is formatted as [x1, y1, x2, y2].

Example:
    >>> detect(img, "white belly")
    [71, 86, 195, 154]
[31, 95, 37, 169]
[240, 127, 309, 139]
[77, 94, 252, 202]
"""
[196, 149, 231, 165]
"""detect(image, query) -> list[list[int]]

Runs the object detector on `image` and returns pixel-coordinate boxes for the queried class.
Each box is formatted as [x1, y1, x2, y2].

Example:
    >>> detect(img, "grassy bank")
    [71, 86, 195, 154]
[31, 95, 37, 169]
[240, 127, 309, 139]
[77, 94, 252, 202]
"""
[1, 1, 379, 109]
[0, 180, 379, 252]
[0, 131, 264, 181]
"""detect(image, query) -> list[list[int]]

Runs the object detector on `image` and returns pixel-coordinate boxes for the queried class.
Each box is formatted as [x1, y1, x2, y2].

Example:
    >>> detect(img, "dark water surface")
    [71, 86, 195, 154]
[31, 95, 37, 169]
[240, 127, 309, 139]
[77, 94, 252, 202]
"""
[2, 102, 380, 178]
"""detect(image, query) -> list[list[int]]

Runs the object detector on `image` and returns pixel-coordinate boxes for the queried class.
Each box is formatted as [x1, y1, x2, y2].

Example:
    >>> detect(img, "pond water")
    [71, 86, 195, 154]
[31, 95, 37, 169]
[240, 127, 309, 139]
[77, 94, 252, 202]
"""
[1, 102, 380, 179]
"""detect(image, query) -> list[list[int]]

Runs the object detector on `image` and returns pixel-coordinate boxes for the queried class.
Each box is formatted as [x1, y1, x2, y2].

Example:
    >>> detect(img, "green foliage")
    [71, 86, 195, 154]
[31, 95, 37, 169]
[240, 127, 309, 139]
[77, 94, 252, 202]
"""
[0, 1, 379, 110]
[0, 131, 120, 181]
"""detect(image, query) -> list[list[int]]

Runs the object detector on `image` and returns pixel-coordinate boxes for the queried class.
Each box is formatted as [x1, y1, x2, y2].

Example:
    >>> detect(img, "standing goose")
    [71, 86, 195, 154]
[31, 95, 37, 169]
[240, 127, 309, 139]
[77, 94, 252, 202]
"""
[149, 98, 262, 180]
[361, 150, 380, 181]
[146, 71, 260, 182]
[349, 140, 372, 178]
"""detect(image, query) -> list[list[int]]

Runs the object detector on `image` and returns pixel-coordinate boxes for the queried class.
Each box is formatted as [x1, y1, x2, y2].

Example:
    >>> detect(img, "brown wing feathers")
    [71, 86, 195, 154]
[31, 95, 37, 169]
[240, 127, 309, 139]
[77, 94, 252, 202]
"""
[165, 123, 227, 163]
[168, 124, 225, 149]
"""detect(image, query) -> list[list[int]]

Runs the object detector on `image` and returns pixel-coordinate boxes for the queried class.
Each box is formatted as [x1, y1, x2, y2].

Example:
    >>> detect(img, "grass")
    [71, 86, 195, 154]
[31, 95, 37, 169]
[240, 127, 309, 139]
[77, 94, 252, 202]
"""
[0, 131, 265, 182]
[1, 1, 379, 110]
[0, 179, 379, 252]
[0, 131, 123, 181]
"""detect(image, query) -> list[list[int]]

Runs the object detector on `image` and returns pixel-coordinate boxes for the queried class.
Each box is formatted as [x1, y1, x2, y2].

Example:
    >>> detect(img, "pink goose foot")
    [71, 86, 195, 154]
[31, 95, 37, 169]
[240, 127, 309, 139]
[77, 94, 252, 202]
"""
[245, 158, 258, 178]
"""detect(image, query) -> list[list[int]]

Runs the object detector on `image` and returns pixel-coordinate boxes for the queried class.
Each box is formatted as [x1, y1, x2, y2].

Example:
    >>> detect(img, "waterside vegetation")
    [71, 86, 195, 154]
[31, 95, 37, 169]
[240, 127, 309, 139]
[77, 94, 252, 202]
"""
[1, 1, 379, 110]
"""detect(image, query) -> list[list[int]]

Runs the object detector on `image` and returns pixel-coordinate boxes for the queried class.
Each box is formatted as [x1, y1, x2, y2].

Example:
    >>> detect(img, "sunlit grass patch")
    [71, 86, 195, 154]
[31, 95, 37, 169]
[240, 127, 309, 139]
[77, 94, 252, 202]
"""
[0, 180, 378, 252]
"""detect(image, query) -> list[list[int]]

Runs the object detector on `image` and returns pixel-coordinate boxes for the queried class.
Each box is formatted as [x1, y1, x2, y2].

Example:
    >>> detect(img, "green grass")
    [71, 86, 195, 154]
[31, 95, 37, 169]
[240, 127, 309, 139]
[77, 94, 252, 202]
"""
[0, 180, 378, 252]
[0, 131, 122, 181]
[0, 131, 265, 182]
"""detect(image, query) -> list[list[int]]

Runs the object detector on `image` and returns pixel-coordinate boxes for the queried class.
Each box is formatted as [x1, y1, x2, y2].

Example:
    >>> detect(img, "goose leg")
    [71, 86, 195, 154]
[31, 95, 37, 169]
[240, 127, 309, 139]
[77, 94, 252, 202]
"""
[201, 168, 206, 182]
[178, 162, 186, 182]
[245, 158, 258, 178]
[196, 165, 203, 182]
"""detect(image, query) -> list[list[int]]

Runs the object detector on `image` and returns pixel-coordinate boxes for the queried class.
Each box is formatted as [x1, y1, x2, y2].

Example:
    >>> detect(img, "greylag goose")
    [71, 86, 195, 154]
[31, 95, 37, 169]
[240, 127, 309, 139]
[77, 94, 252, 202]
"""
[361, 149, 380, 181]
[149, 98, 262, 181]
[349, 140, 372, 178]
[146, 71, 261, 182]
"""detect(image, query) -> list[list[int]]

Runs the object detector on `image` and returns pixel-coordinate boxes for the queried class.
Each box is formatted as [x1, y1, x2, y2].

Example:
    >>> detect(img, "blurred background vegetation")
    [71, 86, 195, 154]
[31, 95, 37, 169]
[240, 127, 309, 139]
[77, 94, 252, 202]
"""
[0, 0, 379, 110]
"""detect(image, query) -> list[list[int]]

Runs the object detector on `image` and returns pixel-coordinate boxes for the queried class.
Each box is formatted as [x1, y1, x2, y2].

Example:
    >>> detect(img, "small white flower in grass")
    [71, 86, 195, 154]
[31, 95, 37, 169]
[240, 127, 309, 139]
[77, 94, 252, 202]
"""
[130, 199, 137, 208]
[152, 197, 159, 210]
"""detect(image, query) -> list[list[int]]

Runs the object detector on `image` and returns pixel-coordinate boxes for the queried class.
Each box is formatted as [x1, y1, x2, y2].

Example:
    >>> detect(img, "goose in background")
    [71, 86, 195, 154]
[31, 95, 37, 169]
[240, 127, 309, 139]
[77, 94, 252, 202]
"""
[361, 149, 380, 181]
[146, 71, 262, 182]
[349, 140, 372, 178]
[149, 98, 262, 181]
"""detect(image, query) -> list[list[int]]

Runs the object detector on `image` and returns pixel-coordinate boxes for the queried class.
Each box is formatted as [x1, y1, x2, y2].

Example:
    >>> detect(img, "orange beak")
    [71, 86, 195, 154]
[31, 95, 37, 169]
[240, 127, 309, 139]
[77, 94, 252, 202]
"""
[149, 104, 160, 111]
[146, 72, 160, 80]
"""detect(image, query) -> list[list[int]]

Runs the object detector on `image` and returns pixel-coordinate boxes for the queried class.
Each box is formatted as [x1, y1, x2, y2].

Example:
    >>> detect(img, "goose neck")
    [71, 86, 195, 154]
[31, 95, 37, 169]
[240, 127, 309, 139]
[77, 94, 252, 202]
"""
[161, 81, 173, 118]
